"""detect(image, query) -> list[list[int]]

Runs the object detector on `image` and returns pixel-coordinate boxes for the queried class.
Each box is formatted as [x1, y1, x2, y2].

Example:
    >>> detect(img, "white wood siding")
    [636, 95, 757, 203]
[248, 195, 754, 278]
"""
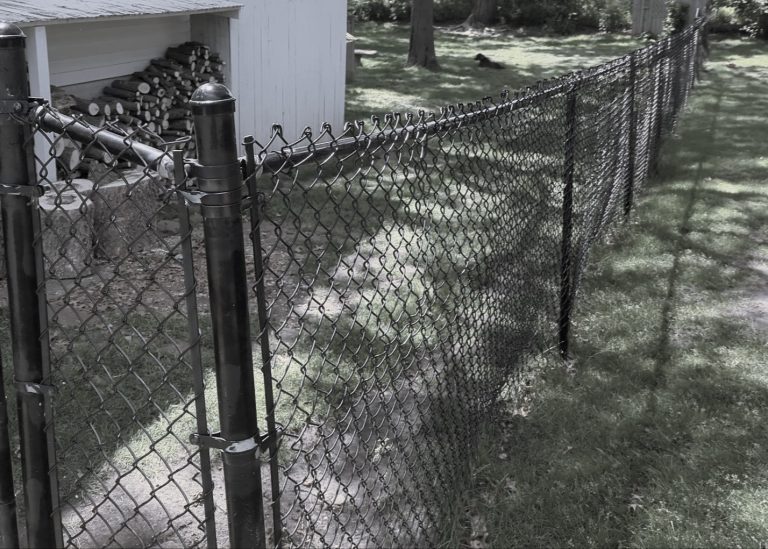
[47, 16, 191, 87]
[632, 0, 666, 35]
[233, 0, 347, 144]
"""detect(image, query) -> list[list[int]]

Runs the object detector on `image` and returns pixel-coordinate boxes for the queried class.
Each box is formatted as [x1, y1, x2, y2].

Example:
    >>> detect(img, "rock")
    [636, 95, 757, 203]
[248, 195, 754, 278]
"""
[39, 190, 94, 279]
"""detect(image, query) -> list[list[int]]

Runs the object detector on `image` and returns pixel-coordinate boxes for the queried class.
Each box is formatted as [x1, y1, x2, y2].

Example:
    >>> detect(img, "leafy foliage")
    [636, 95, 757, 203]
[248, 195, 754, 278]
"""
[733, 0, 768, 37]
[348, 0, 631, 32]
[498, 0, 630, 33]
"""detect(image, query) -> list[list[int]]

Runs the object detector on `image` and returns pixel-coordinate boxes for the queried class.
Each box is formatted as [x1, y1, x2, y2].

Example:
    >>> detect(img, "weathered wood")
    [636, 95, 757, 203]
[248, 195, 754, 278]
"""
[166, 48, 197, 65]
[58, 145, 82, 172]
[81, 114, 106, 127]
[71, 98, 100, 116]
[132, 71, 160, 85]
[96, 97, 124, 115]
[112, 79, 151, 94]
[167, 108, 191, 120]
[168, 119, 193, 132]
[39, 189, 95, 279]
[92, 100, 113, 117]
[103, 86, 139, 101]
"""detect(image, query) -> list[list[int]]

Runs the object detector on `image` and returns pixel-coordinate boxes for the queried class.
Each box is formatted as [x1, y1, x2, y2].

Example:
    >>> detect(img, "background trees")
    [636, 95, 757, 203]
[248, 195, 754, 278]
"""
[407, 0, 440, 69]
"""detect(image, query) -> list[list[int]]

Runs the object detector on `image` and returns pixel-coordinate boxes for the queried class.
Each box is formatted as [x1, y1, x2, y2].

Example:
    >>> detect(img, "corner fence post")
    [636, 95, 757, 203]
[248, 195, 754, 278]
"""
[624, 52, 637, 219]
[559, 86, 578, 359]
[0, 23, 59, 548]
[190, 84, 266, 548]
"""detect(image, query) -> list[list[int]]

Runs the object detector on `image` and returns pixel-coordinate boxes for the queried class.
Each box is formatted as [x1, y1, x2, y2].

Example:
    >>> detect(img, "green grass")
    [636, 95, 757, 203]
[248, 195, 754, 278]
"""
[346, 23, 644, 122]
[454, 37, 768, 547]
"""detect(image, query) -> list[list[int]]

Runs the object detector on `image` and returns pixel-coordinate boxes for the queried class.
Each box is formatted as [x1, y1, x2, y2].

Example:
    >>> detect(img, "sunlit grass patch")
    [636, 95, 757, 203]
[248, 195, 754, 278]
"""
[454, 36, 768, 547]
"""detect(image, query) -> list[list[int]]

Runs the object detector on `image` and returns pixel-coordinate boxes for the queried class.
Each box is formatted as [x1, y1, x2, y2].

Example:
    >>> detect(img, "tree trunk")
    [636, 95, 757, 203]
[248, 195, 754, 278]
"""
[407, 0, 439, 70]
[464, 0, 497, 27]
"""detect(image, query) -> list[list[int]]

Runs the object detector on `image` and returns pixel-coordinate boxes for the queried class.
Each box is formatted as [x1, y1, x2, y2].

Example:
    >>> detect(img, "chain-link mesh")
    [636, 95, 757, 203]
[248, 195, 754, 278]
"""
[2, 19, 704, 548]
[247, 22, 704, 548]
[7, 108, 220, 547]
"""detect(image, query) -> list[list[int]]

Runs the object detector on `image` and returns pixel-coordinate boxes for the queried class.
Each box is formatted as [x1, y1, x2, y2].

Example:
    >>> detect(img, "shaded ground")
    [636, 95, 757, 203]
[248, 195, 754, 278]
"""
[457, 37, 768, 547]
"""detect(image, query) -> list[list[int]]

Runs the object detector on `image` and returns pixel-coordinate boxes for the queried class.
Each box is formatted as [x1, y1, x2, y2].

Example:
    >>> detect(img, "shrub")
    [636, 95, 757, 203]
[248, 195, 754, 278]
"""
[348, 0, 410, 22]
[709, 6, 740, 32]
[666, 1, 689, 34]
[434, 0, 474, 22]
[349, 0, 472, 23]
[733, 0, 768, 38]
[499, 0, 630, 33]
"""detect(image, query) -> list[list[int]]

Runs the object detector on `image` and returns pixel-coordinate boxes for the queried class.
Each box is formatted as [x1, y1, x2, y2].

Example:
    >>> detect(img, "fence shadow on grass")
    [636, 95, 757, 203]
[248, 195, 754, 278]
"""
[462, 38, 768, 548]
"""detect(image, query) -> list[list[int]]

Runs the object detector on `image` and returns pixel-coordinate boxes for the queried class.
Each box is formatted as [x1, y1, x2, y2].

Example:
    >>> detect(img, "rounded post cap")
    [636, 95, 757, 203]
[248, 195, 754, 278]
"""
[190, 83, 236, 115]
[0, 22, 25, 44]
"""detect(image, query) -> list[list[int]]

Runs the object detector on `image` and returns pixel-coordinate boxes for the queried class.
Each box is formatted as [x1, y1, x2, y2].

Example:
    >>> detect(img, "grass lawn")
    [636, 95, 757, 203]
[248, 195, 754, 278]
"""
[346, 23, 645, 122]
[451, 37, 768, 547]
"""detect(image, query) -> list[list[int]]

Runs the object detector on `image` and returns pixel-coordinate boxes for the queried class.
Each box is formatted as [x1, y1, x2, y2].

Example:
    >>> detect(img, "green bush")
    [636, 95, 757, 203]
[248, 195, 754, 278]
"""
[733, 0, 768, 38]
[499, 0, 630, 33]
[348, 0, 410, 22]
[709, 6, 740, 32]
[434, 0, 474, 21]
[349, 0, 473, 22]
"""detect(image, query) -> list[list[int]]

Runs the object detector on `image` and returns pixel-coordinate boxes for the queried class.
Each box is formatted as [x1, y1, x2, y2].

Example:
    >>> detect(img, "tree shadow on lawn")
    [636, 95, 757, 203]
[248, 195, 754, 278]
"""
[460, 39, 768, 547]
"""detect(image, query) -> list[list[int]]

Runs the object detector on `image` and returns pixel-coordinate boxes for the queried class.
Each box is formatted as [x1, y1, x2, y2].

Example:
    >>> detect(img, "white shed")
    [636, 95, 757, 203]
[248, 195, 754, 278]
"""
[1, 0, 347, 147]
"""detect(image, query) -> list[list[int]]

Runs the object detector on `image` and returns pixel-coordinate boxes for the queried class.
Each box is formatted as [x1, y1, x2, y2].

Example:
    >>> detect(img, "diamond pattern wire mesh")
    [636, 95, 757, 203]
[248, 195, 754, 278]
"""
[248, 22, 704, 548]
[9, 110, 219, 547]
[3, 19, 704, 548]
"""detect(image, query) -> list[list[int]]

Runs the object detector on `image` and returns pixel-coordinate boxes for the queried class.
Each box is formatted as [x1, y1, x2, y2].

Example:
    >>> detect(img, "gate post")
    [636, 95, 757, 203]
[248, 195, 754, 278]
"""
[558, 86, 578, 359]
[0, 23, 58, 548]
[189, 83, 266, 548]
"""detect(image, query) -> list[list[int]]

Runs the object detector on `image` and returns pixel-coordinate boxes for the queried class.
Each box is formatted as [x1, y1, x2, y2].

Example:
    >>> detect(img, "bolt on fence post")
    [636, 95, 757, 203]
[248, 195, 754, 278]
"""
[0, 23, 59, 548]
[559, 86, 578, 359]
[190, 83, 266, 548]
[0, 351, 19, 549]
[624, 52, 637, 219]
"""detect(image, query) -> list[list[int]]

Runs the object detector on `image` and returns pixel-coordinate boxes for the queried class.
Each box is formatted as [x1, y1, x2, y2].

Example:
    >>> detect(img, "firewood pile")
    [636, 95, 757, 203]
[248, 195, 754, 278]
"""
[50, 41, 225, 177]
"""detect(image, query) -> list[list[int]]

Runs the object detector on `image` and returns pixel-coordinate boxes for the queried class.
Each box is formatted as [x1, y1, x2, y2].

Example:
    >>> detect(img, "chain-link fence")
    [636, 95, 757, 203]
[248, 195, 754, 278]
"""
[0, 18, 705, 549]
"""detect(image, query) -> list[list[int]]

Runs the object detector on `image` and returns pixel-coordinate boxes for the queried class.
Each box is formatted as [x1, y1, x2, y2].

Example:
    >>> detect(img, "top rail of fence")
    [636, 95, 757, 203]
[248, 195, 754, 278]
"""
[27, 18, 706, 180]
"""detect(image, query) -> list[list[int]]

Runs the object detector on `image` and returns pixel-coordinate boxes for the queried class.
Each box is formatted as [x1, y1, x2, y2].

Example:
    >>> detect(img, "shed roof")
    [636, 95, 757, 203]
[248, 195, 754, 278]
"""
[0, 0, 242, 26]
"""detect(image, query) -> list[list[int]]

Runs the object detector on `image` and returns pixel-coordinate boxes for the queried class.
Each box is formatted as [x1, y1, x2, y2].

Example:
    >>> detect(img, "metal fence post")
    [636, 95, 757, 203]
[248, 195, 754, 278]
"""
[0, 352, 18, 549]
[559, 86, 578, 359]
[624, 52, 637, 219]
[0, 23, 58, 548]
[652, 41, 667, 173]
[244, 136, 282, 548]
[189, 83, 266, 548]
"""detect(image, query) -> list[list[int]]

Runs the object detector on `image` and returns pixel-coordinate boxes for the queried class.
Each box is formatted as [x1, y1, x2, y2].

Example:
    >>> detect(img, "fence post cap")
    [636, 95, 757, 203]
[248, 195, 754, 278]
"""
[190, 83, 235, 115]
[0, 22, 25, 43]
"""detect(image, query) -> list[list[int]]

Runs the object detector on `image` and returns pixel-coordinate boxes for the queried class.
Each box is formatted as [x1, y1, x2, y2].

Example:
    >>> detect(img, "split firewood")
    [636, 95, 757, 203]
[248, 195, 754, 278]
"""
[168, 119, 193, 132]
[132, 71, 160, 85]
[103, 86, 139, 101]
[96, 98, 124, 115]
[166, 108, 191, 120]
[166, 48, 197, 65]
[71, 101, 100, 117]
[111, 79, 151, 95]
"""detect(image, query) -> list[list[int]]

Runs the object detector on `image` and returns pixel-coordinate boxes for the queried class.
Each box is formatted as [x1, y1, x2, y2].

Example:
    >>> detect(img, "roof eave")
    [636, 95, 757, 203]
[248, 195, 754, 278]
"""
[14, 6, 240, 27]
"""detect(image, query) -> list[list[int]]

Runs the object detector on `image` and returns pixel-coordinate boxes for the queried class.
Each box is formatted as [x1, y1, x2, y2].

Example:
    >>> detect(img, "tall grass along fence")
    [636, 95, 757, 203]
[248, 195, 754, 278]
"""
[0, 18, 706, 549]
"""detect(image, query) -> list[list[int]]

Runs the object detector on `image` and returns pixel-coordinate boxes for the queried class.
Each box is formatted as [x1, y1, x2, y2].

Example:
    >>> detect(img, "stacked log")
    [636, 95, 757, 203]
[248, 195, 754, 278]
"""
[48, 40, 226, 178]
